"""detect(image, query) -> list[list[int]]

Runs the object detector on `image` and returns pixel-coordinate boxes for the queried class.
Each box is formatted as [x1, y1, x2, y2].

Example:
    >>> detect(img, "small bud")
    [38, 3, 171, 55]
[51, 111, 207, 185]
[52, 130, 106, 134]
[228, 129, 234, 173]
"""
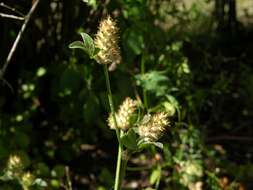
[138, 112, 169, 142]
[94, 15, 121, 69]
[178, 160, 203, 187]
[108, 97, 138, 130]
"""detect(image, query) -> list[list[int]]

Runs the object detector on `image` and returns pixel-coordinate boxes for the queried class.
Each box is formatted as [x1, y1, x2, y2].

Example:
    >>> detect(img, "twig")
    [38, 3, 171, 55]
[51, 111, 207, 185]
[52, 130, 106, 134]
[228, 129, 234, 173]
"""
[0, 0, 40, 79]
[0, 77, 14, 93]
[0, 2, 25, 16]
[0, 13, 24, 20]
[65, 166, 73, 190]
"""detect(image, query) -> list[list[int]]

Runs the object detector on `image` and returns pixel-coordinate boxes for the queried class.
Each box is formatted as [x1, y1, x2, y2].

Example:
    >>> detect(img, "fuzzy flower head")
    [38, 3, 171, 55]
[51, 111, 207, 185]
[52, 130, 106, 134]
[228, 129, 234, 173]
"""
[21, 172, 34, 188]
[138, 112, 170, 142]
[94, 15, 121, 68]
[178, 160, 203, 187]
[7, 155, 22, 171]
[108, 97, 138, 131]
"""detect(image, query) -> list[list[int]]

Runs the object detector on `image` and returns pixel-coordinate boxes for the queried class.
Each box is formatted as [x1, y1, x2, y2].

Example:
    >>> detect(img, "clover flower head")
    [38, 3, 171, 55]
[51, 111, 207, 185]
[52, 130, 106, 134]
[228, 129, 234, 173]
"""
[138, 112, 169, 142]
[21, 172, 34, 187]
[108, 97, 138, 130]
[7, 155, 22, 170]
[94, 15, 121, 68]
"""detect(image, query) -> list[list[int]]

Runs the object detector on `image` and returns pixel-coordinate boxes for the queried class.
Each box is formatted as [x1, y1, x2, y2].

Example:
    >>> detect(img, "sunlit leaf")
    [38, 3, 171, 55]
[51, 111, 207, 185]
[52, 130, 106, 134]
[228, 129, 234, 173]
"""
[69, 33, 97, 58]
[150, 167, 161, 185]
[135, 71, 170, 96]
[80, 32, 95, 56]
[121, 128, 138, 150]
[138, 140, 164, 150]
[32, 178, 47, 187]
[68, 41, 86, 50]
[0, 171, 13, 181]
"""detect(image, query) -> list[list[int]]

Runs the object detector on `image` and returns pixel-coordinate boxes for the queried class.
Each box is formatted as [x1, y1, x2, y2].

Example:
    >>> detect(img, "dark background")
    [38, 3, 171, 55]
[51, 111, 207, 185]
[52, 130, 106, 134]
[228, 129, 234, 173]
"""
[1, 0, 253, 189]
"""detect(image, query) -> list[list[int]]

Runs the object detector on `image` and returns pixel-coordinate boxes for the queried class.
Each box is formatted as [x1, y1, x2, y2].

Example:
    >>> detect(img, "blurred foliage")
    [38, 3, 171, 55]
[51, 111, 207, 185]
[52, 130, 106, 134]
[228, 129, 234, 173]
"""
[1, 0, 253, 189]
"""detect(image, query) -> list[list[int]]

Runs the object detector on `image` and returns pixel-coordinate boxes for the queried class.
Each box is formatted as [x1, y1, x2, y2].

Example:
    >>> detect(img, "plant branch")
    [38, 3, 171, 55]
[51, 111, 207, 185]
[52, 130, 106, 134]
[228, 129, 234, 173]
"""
[0, 0, 40, 79]
[0, 2, 25, 16]
[65, 166, 72, 190]
[0, 77, 14, 92]
[0, 13, 24, 20]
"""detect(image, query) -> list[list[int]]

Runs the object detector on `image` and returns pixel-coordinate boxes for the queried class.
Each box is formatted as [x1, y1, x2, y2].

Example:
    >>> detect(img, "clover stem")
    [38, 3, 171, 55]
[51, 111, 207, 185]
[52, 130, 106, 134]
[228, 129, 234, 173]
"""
[103, 64, 123, 190]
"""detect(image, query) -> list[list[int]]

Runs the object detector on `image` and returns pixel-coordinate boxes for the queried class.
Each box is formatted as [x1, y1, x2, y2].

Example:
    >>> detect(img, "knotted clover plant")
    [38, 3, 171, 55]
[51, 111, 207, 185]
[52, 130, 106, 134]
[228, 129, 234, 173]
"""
[0, 155, 47, 190]
[69, 15, 171, 190]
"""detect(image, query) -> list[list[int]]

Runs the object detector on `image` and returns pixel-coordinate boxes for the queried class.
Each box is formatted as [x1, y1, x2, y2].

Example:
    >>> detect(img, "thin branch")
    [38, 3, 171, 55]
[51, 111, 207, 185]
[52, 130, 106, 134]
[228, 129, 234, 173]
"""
[0, 2, 25, 16]
[0, 0, 40, 79]
[0, 13, 24, 20]
[0, 77, 14, 93]
[65, 167, 73, 190]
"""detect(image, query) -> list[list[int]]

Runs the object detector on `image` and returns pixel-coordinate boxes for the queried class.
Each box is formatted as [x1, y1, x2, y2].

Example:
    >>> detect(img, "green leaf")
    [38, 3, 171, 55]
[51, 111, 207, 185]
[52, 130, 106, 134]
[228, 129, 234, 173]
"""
[99, 168, 114, 187]
[80, 32, 95, 56]
[36, 163, 50, 176]
[52, 165, 65, 178]
[166, 95, 179, 108]
[166, 95, 181, 120]
[50, 179, 60, 188]
[138, 141, 164, 150]
[68, 41, 86, 50]
[0, 171, 14, 181]
[135, 71, 170, 96]
[69, 33, 97, 59]
[163, 101, 176, 116]
[121, 128, 138, 150]
[91, 47, 100, 58]
[150, 167, 161, 185]
[124, 28, 144, 55]
[150, 142, 164, 149]
[32, 178, 47, 187]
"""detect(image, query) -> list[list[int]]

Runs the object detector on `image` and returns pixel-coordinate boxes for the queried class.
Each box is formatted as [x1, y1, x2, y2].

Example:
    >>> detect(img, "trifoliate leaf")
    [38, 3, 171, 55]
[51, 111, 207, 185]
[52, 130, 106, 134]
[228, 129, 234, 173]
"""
[138, 140, 164, 150]
[80, 32, 95, 56]
[69, 33, 97, 58]
[121, 128, 138, 150]
[69, 41, 86, 50]
[135, 71, 170, 96]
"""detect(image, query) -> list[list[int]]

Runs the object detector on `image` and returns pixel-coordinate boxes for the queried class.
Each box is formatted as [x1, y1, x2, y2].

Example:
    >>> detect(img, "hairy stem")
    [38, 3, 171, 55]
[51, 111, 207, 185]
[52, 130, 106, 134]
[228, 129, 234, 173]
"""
[115, 130, 124, 190]
[120, 150, 130, 184]
[103, 64, 120, 141]
[103, 64, 123, 190]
